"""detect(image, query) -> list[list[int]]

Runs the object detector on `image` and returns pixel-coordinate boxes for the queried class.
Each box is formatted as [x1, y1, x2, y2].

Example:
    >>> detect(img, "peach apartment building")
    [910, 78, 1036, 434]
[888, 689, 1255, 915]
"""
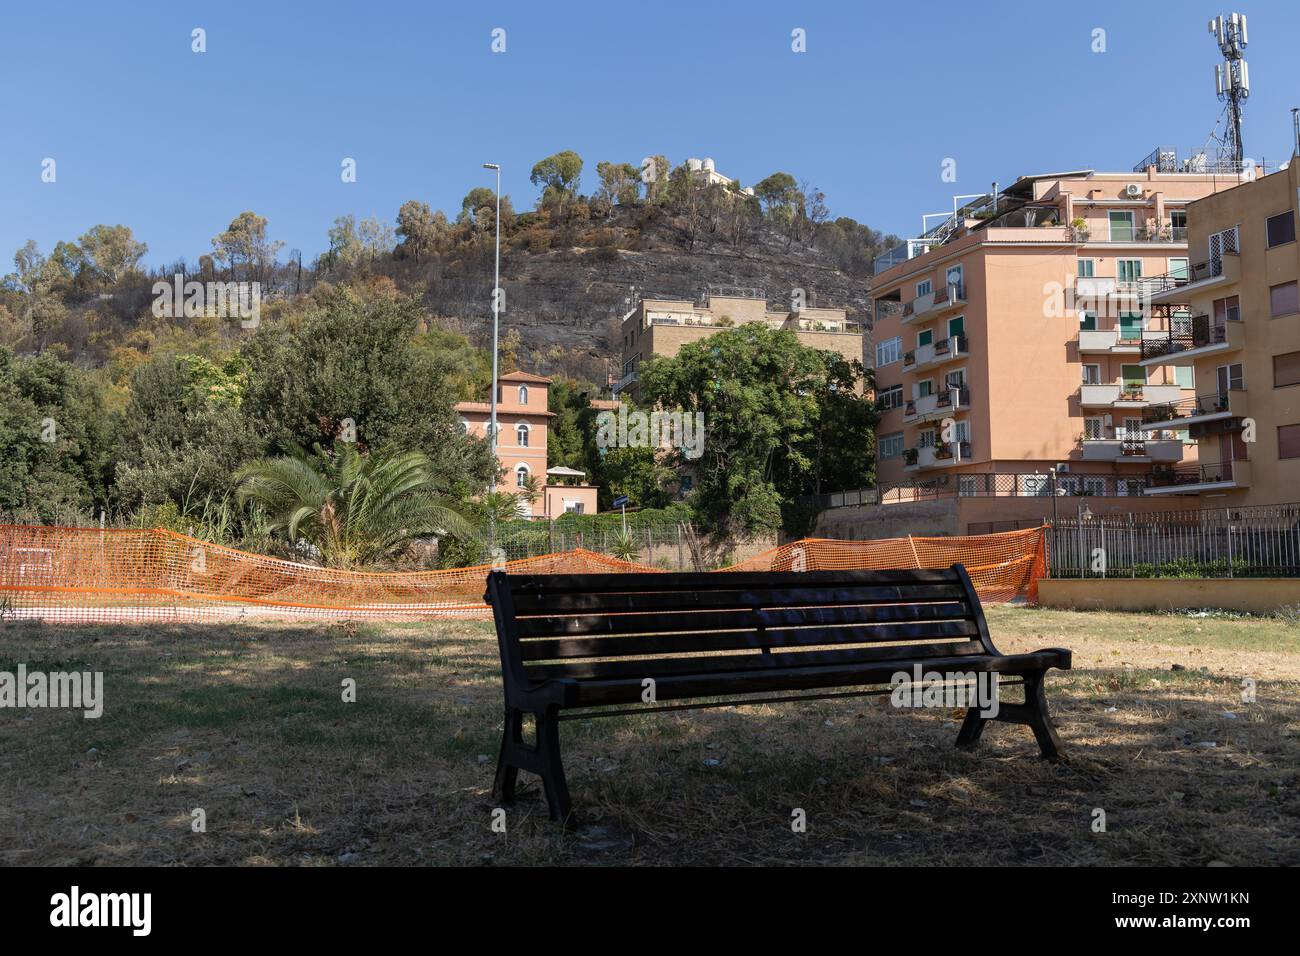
[614, 287, 865, 403]
[869, 157, 1254, 501]
[454, 371, 599, 518]
[1140, 157, 1300, 504]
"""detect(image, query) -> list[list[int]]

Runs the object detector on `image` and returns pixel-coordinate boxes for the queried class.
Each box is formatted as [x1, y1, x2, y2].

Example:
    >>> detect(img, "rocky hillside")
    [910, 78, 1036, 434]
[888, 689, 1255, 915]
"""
[407, 205, 882, 384]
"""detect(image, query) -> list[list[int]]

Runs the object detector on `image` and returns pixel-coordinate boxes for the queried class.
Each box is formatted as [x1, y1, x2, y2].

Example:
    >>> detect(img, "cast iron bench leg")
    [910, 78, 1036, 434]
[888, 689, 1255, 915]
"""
[536, 706, 572, 823]
[492, 708, 522, 805]
[492, 705, 572, 823]
[1023, 670, 1064, 762]
[954, 670, 1064, 762]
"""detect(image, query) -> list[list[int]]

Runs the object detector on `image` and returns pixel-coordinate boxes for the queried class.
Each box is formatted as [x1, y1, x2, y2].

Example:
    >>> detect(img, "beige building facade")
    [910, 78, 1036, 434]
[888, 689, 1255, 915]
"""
[1140, 159, 1300, 504]
[870, 162, 1252, 502]
[615, 288, 864, 403]
[455, 371, 599, 518]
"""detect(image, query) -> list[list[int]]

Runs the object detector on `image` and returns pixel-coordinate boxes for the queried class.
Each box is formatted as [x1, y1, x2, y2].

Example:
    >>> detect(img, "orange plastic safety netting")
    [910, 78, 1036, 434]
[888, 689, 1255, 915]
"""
[0, 523, 1047, 624]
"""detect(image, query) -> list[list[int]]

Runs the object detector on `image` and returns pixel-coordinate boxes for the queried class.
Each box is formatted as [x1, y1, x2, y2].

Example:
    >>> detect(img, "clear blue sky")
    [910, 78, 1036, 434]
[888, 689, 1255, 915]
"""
[3, 0, 1299, 269]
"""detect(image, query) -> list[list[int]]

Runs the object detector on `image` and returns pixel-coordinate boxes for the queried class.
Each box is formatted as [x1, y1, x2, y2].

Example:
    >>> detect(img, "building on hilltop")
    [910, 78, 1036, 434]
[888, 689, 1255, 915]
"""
[614, 286, 865, 403]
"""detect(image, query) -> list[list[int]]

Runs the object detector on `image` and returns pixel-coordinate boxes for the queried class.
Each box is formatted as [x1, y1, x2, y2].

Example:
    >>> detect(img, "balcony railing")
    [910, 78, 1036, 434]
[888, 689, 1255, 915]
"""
[904, 384, 971, 421]
[903, 334, 968, 370]
[1148, 461, 1246, 488]
[1142, 390, 1239, 425]
[1139, 315, 1234, 360]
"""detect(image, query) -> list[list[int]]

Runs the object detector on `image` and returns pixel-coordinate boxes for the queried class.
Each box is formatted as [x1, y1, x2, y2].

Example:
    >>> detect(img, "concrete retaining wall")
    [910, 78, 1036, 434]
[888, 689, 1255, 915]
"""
[1038, 577, 1300, 614]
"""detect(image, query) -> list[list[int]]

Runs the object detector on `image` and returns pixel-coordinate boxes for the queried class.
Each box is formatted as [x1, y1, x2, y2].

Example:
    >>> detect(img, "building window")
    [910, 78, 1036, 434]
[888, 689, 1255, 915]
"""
[1076, 258, 1095, 278]
[1168, 257, 1189, 280]
[563, 500, 585, 515]
[958, 475, 979, 497]
[1279, 424, 1300, 460]
[917, 429, 935, 448]
[1082, 476, 1107, 496]
[1170, 209, 1188, 239]
[1079, 311, 1097, 331]
[917, 329, 933, 347]
[679, 474, 693, 492]
[1117, 259, 1142, 284]
[1214, 295, 1241, 324]
[1275, 351, 1300, 388]
[1118, 312, 1143, 341]
[515, 464, 530, 488]
[1109, 211, 1135, 242]
[878, 432, 905, 459]
[1216, 363, 1244, 397]
[1270, 281, 1299, 318]
[1267, 210, 1296, 248]
[877, 384, 903, 411]
[875, 337, 902, 367]
[1084, 417, 1104, 440]
[916, 379, 933, 397]
[915, 279, 932, 298]
[518, 385, 529, 405]
[1082, 364, 1101, 385]
[1175, 365, 1194, 389]
[516, 423, 530, 447]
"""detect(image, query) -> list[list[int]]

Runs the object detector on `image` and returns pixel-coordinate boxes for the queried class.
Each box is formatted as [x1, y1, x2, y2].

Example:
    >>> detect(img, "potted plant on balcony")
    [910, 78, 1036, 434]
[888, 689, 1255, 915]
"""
[1070, 217, 1089, 242]
[903, 448, 919, 466]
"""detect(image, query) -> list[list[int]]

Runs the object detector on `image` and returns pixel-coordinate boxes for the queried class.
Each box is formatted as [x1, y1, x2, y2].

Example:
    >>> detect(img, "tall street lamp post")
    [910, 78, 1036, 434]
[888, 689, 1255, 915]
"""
[483, 163, 501, 550]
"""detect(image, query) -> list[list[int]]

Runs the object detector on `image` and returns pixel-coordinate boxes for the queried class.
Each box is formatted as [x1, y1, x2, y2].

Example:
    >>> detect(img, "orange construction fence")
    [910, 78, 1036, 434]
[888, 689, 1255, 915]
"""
[0, 524, 1047, 624]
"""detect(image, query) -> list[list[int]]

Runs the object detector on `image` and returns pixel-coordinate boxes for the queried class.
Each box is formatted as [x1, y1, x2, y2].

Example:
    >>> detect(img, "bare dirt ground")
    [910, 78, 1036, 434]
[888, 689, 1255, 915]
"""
[0, 605, 1296, 866]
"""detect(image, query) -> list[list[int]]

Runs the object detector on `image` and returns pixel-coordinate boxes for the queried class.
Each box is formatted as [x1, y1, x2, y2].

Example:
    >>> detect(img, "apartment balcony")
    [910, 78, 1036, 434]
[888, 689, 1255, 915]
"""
[1138, 316, 1244, 366]
[1139, 389, 1248, 431]
[1077, 329, 1141, 355]
[903, 385, 971, 424]
[1143, 459, 1252, 495]
[901, 282, 965, 324]
[903, 440, 973, 472]
[1079, 383, 1184, 408]
[1149, 252, 1240, 305]
[612, 369, 638, 395]
[1079, 437, 1183, 463]
[902, 334, 969, 372]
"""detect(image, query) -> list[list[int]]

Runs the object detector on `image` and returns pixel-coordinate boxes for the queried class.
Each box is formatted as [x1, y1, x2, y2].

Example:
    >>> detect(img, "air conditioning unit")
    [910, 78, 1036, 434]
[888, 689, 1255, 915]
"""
[1125, 183, 1143, 198]
[1056, 464, 1071, 473]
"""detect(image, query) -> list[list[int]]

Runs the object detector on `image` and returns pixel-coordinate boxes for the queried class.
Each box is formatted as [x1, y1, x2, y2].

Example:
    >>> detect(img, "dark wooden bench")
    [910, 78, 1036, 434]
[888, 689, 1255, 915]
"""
[485, 563, 1070, 822]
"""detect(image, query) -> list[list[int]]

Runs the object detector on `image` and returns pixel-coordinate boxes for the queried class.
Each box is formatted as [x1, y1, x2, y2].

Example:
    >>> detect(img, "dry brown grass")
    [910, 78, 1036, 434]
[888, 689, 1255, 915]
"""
[0, 605, 1296, 866]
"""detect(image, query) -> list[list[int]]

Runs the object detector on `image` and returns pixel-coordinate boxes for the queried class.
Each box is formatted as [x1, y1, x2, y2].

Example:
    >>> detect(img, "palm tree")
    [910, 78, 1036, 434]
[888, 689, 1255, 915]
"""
[234, 444, 476, 568]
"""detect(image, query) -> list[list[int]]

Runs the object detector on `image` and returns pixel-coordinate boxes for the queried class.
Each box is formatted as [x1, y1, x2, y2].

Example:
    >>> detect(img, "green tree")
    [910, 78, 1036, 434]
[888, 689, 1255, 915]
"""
[237, 287, 495, 498]
[595, 161, 640, 213]
[639, 324, 874, 536]
[530, 150, 583, 216]
[77, 225, 148, 285]
[112, 353, 262, 515]
[234, 444, 476, 568]
[395, 200, 447, 262]
[0, 348, 114, 522]
[211, 211, 282, 283]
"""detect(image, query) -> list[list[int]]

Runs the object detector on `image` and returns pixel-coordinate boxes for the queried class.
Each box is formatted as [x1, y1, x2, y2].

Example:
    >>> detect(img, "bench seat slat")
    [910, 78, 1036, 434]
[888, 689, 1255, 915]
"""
[509, 583, 968, 615]
[564, 650, 1070, 707]
[514, 600, 972, 638]
[525, 634, 988, 681]
[519, 617, 981, 661]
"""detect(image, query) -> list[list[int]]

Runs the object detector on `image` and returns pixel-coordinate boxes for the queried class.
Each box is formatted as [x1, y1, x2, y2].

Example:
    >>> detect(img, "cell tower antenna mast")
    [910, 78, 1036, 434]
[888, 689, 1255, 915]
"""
[1209, 12, 1250, 165]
